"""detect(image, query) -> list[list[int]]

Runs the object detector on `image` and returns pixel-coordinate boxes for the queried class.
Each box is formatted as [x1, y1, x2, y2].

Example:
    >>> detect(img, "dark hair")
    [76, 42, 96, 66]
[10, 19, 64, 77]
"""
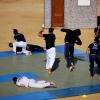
[13, 29, 18, 35]
[73, 29, 81, 36]
[9, 43, 13, 47]
[94, 37, 99, 43]
[13, 77, 18, 84]
[49, 28, 54, 33]
[98, 22, 100, 26]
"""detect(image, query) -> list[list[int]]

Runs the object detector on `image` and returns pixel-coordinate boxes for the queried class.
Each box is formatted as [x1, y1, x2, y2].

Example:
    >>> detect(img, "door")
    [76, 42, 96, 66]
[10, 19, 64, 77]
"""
[51, 0, 64, 27]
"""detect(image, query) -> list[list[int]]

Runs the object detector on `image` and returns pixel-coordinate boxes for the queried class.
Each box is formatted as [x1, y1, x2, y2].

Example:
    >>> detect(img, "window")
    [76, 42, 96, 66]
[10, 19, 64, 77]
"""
[78, 0, 90, 6]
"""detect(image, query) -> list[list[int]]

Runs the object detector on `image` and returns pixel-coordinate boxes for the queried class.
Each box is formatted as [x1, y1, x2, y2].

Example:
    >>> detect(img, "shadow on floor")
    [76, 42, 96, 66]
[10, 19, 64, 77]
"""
[51, 58, 60, 72]
[93, 66, 100, 76]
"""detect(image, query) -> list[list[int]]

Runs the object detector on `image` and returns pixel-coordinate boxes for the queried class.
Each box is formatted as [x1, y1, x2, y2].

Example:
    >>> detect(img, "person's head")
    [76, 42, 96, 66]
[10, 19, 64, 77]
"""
[94, 37, 99, 43]
[49, 27, 54, 33]
[13, 77, 18, 84]
[98, 22, 100, 26]
[9, 43, 13, 47]
[13, 29, 18, 35]
[73, 29, 81, 36]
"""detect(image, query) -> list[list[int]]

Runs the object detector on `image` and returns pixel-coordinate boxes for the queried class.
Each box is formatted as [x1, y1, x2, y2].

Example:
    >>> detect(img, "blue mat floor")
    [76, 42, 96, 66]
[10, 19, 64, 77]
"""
[48, 84, 100, 98]
[0, 91, 58, 100]
[0, 51, 45, 58]
[0, 45, 88, 62]
[0, 72, 40, 82]
[0, 45, 99, 99]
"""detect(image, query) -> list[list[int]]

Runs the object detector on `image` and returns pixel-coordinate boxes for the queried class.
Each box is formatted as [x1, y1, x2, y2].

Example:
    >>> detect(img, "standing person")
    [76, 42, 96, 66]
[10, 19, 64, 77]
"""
[60, 28, 82, 72]
[13, 76, 56, 88]
[38, 28, 56, 74]
[86, 37, 100, 78]
[13, 29, 31, 55]
[94, 22, 100, 38]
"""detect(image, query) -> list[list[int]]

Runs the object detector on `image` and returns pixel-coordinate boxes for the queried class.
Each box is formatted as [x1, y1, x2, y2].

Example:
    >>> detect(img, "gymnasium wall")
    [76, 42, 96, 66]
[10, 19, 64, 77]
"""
[44, 0, 97, 28]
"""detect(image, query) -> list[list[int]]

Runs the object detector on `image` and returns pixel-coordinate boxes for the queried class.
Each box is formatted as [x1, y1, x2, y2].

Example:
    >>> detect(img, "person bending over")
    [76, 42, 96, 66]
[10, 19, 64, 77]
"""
[60, 28, 82, 72]
[13, 76, 56, 88]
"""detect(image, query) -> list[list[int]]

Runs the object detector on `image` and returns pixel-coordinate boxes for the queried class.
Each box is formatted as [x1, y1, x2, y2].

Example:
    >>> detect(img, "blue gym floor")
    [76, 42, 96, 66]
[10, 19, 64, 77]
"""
[0, 45, 100, 100]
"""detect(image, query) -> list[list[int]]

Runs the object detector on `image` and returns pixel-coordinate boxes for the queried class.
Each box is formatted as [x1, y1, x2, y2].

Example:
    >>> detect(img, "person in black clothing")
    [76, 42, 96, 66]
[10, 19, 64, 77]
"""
[9, 43, 45, 53]
[94, 22, 100, 38]
[86, 37, 100, 78]
[38, 28, 56, 74]
[61, 28, 82, 72]
[13, 29, 31, 55]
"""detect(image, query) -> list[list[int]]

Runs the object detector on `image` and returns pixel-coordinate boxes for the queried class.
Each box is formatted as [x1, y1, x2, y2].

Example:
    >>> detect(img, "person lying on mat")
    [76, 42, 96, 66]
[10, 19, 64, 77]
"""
[13, 76, 56, 88]
[9, 43, 45, 54]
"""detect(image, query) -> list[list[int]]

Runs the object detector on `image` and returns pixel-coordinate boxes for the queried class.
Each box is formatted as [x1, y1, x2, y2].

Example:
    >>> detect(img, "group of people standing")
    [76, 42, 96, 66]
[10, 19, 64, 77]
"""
[12, 23, 100, 88]
[38, 27, 82, 74]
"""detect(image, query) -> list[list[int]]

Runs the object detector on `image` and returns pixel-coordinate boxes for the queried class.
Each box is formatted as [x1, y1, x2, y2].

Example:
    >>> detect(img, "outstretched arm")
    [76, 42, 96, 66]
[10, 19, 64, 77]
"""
[86, 48, 90, 58]
[61, 28, 72, 33]
[38, 29, 44, 37]
[94, 26, 100, 36]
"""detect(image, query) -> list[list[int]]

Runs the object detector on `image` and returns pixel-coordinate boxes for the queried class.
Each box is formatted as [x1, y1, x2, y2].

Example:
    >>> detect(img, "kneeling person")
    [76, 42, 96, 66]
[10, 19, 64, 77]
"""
[9, 43, 45, 54]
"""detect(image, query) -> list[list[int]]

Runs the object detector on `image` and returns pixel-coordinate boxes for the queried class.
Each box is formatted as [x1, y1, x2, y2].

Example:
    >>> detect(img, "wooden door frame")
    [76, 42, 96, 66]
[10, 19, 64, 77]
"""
[51, 0, 64, 27]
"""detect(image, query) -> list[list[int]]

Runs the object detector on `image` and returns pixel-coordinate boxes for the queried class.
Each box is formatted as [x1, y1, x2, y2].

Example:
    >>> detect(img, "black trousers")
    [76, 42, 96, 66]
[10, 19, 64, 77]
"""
[16, 44, 44, 52]
[64, 43, 74, 68]
[89, 54, 100, 76]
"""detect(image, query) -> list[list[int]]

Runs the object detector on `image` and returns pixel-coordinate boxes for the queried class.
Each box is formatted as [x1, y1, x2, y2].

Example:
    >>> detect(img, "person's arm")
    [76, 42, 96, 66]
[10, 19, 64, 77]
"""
[75, 37, 82, 45]
[21, 34, 26, 42]
[95, 26, 100, 36]
[14, 35, 17, 41]
[16, 82, 25, 87]
[86, 47, 90, 58]
[61, 28, 72, 33]
[38, 29, 44, 37]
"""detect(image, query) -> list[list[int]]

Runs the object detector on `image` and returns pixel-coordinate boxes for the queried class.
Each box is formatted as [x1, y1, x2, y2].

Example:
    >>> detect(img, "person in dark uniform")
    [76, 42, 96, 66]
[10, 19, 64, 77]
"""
[94, 22, 100, 38]
[38, 28, 56, 74]
[13, 29, 31, 55]
[9, 43, 45, 53]
[60, 28, 82, 72]
[86, 37, 100, 78]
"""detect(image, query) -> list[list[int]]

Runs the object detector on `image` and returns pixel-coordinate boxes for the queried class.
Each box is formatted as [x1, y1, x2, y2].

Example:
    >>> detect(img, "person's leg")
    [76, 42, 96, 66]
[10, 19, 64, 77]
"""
[64, 43, 73, 72]
[69, 44, 74, 67]
[29, 80, 50, 88]
[64, 43, 71, 67]
[95, 56, 100, 67]
[13, 42, 20, 54]
[89, 55, 94, 77]
[21, 42, 32, 55]
[37, 80, 56, 86]
[9, 42, 22, 53]
[69, 44, 74, 71]
[47, 47, 56, 74]
[46, 49, 50, 71]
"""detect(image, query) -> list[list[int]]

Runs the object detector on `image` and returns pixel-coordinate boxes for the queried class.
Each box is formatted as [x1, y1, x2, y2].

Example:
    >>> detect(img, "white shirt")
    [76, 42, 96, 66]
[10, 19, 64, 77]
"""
[16, 76, 30, 87]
